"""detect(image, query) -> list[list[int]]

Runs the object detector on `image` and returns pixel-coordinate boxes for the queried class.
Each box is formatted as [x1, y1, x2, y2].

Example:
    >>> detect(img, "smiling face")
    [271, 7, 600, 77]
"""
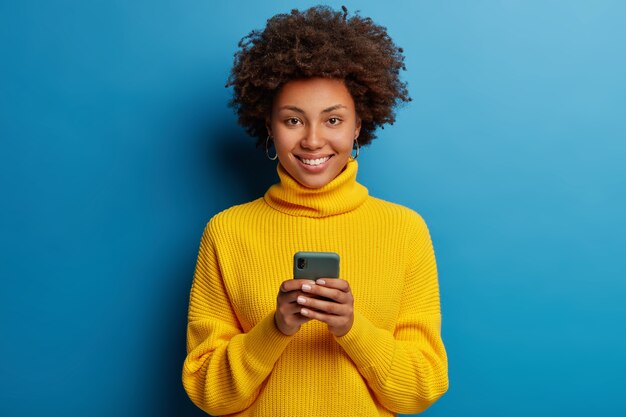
[267, 78, 361, 189]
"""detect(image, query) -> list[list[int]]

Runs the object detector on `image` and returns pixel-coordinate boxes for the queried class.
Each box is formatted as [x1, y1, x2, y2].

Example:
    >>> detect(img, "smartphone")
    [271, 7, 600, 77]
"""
[293, 251, 340, 280]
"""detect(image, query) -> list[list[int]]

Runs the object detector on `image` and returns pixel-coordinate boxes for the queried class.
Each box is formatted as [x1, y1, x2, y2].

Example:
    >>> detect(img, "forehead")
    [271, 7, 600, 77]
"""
[273, 77, 355, 110]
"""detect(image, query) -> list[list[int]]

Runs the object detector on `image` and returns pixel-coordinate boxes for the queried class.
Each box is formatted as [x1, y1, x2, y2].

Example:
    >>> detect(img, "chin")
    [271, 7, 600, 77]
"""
[300, 179, 327, 189]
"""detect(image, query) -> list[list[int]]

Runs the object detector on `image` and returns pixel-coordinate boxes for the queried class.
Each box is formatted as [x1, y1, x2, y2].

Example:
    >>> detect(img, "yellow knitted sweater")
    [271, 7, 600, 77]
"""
[182, 160, 448, 416]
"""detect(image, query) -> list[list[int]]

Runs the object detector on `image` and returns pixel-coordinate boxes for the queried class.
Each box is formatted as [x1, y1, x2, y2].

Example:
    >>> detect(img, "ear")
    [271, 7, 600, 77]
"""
[354, 117, 361, 139]
[265, 117, 272, 137]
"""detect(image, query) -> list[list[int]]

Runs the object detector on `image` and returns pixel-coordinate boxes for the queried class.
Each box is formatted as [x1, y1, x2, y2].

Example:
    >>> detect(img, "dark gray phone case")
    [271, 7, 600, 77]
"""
[293, 251, 340, 280]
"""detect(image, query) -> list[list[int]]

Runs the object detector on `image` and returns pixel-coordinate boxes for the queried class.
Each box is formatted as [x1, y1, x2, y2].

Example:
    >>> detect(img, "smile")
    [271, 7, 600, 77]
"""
[297, 156, 332, 166]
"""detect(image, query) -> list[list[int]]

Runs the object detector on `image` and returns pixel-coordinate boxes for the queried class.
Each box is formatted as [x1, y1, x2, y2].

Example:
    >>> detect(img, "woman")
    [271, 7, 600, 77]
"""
[182, 6, 448, 416]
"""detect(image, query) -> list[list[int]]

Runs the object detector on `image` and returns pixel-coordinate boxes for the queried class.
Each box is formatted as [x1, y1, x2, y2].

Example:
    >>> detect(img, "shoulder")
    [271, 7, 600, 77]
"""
[210, 198, 266, 222]
[363, 196, 430, 230]
[364, 198, 438, 267]
[202, 198, 267, 237]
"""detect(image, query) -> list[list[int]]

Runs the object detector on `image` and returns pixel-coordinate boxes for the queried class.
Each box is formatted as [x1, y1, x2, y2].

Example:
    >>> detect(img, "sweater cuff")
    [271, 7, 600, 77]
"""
[334, 311, 395, 372]
[241, 312, 294, 368]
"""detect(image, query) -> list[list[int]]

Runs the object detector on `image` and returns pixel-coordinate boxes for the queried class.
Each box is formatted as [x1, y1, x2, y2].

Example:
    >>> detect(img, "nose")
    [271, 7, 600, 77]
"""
[300, 125, 324, 150]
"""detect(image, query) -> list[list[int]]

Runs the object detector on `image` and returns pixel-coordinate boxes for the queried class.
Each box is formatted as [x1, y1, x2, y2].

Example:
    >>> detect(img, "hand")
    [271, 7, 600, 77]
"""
[274, 279, 314, 336]
[296, 278, 354, 337]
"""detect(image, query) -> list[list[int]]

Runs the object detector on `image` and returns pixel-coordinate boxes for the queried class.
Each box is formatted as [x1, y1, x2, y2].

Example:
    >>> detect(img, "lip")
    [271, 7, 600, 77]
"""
[295, 154, 334, 172]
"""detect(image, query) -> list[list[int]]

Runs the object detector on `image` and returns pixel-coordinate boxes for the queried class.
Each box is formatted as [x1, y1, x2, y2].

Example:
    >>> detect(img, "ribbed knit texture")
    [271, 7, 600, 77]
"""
[183, 160, 448, 416]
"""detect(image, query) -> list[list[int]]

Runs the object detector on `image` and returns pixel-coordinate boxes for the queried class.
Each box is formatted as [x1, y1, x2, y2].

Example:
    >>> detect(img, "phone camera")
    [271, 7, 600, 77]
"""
[297, 258, 306, 270]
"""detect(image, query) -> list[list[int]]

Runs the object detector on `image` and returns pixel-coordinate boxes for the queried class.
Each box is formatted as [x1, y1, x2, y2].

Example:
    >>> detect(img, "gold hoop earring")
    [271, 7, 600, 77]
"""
[265, 136, 278, 161]
[351, 138, 360, 160]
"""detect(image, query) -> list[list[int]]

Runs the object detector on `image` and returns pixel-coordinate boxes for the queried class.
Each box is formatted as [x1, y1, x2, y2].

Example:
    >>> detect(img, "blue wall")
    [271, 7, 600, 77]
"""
[1, 1, 625, 416]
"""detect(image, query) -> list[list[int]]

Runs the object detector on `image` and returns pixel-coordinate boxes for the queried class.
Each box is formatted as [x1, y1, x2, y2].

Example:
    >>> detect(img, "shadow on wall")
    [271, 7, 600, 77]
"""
[154, 124, 277, 417]
[213, 126, 279, 203]
[155, 256, 208, 417]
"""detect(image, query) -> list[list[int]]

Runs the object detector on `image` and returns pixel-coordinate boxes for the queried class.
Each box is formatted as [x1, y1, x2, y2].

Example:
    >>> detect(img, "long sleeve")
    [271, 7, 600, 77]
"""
[182, 165, 447, 416]
[181, 221, 294, 416]
[334, 214, 448, 414]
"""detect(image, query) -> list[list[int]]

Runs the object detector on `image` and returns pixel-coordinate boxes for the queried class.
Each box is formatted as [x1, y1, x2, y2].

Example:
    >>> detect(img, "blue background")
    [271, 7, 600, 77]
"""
[1, 1, 625, 416]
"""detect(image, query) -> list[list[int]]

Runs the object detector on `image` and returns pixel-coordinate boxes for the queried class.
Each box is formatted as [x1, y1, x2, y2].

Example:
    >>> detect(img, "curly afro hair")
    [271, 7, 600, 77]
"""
[226, 5, 410, 147]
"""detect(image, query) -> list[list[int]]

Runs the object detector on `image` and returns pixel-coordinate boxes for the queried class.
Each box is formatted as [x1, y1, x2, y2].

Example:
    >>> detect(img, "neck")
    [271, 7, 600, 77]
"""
[264, 159, 368, 218]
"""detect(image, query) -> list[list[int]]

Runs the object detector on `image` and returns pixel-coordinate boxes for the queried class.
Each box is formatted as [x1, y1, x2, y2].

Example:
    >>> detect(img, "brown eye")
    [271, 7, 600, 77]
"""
[328, 117, 341, 126]
[286, 117, 301, 126]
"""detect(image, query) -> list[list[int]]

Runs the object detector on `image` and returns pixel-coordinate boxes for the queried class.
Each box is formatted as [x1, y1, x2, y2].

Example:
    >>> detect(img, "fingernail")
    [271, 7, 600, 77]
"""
[297, 296, 306, 304]
[300, 308, 309, 316]
[317, 279, 326, 285]
[302, 284, 312, 291]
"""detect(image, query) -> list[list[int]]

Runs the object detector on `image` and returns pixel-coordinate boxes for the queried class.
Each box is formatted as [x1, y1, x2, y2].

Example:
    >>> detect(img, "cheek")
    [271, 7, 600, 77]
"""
[332, 133, 356, 154]
[272, 129, 297, 152]
[339, 142, 354, 155]
[274, 141, 291, 158]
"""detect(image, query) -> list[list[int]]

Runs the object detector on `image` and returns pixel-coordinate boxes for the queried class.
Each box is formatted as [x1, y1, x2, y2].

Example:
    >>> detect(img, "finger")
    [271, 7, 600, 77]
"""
[299, 307, 350, 326]
[316, 278, 350, 292]
[278, 287, 319, 305]
[301, 283, 352, 304]
[280, 279, 314, 293]
[296, 295, 349, 315]
[277, 290, 301, 304]
[277, 300, 314, 322]
[285, 311, 313, 326]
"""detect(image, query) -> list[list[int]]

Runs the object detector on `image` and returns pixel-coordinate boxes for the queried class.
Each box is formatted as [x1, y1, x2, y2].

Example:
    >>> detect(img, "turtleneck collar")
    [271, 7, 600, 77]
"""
[264, 159, 368, 218]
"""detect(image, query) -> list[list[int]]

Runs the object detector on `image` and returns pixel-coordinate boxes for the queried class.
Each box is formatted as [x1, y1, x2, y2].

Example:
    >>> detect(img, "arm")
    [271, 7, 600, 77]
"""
[182, 221, 294, 416]
[334, 215, 448, 414]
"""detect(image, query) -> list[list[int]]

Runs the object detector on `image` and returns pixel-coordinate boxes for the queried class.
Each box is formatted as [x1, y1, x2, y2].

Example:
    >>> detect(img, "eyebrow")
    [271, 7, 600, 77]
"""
[278, 104, 348, 114]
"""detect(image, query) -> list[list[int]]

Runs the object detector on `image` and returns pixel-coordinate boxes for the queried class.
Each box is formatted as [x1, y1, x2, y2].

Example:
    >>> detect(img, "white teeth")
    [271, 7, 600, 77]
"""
[300, 156, 331, 166]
